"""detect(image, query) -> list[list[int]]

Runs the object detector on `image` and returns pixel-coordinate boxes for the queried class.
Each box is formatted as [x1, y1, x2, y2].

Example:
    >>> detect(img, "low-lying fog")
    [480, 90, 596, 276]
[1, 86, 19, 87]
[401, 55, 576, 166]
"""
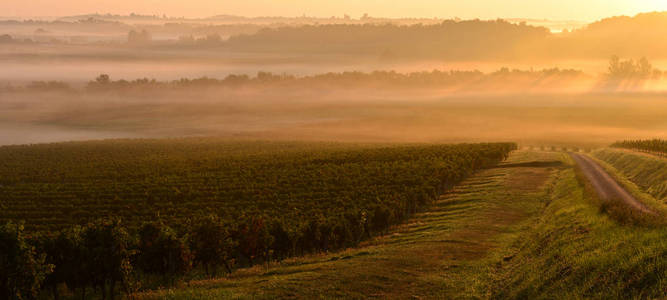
[2, 13, 667, 147]
[1, 80, 665, 148]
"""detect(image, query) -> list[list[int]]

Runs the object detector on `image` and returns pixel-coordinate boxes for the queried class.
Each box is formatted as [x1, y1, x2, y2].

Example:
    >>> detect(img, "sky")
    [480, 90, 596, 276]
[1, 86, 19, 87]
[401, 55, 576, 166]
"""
[1, 0, 667, 21]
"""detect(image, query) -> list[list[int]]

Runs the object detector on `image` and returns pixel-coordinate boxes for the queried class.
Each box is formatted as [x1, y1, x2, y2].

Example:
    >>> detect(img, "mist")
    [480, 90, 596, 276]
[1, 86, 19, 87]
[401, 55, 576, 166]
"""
[1, 12, 666, 147]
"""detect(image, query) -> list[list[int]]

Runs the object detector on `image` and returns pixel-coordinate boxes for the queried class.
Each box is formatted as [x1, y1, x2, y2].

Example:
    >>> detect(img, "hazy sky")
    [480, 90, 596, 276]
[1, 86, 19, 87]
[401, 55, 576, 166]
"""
[2, 0, 667, 21]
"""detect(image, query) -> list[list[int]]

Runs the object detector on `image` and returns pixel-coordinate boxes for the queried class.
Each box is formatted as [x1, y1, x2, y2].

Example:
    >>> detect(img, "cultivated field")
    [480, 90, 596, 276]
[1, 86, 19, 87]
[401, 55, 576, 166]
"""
[135, 150, 667, 299]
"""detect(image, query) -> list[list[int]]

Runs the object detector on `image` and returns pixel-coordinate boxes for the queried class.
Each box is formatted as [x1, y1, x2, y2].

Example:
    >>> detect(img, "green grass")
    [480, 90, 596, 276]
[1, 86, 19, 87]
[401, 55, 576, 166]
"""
[585, 153, 667, 222]
[592, 148, 667, 202]
[492, 154, 667, 299]
[136, 150, 667, 299]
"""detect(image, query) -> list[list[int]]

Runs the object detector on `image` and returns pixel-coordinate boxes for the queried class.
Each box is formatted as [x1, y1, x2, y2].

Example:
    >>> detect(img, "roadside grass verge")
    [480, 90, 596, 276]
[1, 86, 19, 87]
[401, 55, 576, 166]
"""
[592, 148, 667, 202]
[492, 156, 667, 299]
[586, 152, 667, 224]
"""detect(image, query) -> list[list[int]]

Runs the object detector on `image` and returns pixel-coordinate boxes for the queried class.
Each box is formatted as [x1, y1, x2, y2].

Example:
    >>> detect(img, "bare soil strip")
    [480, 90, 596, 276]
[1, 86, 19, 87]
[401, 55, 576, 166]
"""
[570, 152, 653, 214]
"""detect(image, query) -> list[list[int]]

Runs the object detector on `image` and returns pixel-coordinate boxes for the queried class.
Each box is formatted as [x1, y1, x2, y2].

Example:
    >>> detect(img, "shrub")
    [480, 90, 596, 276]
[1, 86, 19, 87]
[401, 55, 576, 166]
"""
[136, 222, 193, 284]
[189, 215, 235, 277]
[0, 222, 52, 300]
[80, 218, 133, 300]
[36, 228, 85, 300]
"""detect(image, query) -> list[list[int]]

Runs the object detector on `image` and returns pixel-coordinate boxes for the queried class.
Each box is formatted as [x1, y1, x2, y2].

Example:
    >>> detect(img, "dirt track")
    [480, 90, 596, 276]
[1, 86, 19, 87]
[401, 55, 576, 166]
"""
[570, 153, 653, 214]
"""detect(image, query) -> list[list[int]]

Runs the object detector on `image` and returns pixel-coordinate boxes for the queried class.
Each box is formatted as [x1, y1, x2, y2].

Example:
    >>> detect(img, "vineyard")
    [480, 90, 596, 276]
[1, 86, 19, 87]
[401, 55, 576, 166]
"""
[611, 139, 667, 156]
[0, 139, 515, 299]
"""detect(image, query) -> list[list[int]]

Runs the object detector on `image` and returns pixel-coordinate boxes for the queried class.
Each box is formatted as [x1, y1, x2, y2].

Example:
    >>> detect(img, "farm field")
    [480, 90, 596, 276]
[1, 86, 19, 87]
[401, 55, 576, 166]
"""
[136, 150, 667, 299]
[0, 140, 519, 299]
[1, 139, 666, 299]
[0, 140, 514, 233]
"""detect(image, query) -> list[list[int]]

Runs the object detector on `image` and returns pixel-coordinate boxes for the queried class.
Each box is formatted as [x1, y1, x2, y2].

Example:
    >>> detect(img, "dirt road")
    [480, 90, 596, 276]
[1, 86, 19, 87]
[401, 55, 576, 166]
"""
[570, 153, 653, 214]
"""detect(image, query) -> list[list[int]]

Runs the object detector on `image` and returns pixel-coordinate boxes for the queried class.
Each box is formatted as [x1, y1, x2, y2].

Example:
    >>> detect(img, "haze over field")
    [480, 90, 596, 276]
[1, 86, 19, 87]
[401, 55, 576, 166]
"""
[0, 1, 666, 147]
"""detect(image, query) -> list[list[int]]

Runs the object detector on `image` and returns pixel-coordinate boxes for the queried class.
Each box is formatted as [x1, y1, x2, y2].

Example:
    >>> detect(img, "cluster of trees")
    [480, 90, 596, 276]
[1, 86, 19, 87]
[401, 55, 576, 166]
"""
[0, 142, 516, 298]
[599, 56, 664, 90]
[127, 30, 152, 45]
[612, 139, 667, 155]
[177, 33, 223, 46]
[0, 34, 34, 44]
[606, 56, 662, 80]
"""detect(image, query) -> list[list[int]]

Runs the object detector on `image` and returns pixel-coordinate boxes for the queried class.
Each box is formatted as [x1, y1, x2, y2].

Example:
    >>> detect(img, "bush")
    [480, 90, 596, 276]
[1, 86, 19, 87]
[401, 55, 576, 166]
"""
[0, 222, 52, 300]
[234, 215, 274, 266]
[136, 222, 192, 284]
[189, 215, 235, 277]
[36, 228, 85, 300]
[80, 218, 133, 300]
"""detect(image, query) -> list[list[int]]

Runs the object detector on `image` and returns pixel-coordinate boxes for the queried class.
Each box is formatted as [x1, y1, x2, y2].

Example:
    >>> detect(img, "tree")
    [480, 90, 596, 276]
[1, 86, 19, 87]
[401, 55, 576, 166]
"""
[607, 56, 657, 80]
[608, 55, 621, 77]
[96, 74, 110, 85]
[0, 34, 14, 43]
[0, 222, 52, 300]
[136, 222, 192, 284]
[127, 30, 152, 45]
[189, 215, 235, 277]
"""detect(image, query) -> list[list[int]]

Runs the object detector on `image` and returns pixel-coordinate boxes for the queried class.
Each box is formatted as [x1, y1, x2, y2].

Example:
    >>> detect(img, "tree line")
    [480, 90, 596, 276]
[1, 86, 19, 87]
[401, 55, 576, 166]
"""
[0, 67, 587, 94]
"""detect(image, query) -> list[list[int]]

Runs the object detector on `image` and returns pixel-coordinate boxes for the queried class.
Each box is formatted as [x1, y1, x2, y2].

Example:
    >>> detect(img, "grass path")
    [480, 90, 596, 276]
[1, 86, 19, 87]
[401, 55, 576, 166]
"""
[139, 151, 561, 299]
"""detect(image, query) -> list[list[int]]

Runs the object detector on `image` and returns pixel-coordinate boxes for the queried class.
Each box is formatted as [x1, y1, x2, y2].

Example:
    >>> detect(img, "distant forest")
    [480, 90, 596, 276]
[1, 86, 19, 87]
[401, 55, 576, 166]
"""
[2, 12, 667, 59]
[221, 12, 667, 59]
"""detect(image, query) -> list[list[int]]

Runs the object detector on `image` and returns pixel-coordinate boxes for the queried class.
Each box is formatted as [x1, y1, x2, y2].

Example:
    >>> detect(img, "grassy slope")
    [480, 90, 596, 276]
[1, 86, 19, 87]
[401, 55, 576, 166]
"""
[493, 153, 667, 299]
[592, 148, 667, 202]
[138, 151, 667, 299]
